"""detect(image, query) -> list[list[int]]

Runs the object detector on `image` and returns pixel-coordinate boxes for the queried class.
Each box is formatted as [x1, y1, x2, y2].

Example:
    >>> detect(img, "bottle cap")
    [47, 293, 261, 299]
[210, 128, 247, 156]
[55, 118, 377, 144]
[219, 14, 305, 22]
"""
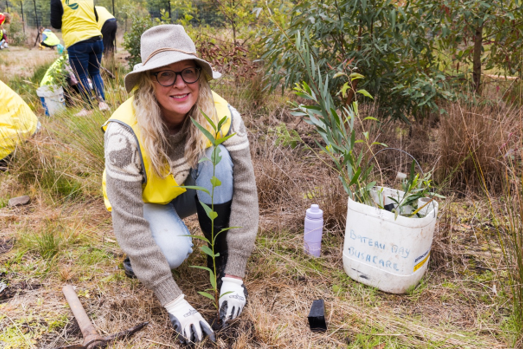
[306, 204, 323, 219]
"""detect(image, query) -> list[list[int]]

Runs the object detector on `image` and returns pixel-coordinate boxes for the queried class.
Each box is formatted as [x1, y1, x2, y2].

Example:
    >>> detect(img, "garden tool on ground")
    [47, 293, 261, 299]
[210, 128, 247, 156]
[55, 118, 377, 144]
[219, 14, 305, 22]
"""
[57, 285, 148, 349]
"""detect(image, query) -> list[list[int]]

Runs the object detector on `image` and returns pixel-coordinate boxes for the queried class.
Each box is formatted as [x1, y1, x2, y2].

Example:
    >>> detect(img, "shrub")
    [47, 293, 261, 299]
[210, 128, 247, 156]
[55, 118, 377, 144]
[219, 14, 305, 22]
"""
[122, 14, 153, 68]
[7, 13, 27, 46]
[260, 0, 455, 121]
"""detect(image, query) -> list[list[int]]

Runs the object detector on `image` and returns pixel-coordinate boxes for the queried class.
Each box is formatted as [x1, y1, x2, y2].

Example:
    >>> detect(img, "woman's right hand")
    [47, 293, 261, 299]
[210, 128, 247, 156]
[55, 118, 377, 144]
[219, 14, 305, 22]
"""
[165, 295, 215, 344]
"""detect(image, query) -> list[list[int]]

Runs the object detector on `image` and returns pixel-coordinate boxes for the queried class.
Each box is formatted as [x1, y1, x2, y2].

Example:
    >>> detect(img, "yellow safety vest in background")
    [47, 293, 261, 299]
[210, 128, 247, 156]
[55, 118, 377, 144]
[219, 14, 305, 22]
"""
[101, 91, 233, 211]
[40, 55, 68, 86]
[0, 80, 39, 160]
[61, 0, 101, 48]
[43, 30, 61, 47]
[95, 6, 115, 30]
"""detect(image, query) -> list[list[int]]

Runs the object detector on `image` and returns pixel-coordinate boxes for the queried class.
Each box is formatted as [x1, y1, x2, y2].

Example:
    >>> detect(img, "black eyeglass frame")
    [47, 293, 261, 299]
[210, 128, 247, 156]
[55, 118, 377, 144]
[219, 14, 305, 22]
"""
[151, 67, 202, 87]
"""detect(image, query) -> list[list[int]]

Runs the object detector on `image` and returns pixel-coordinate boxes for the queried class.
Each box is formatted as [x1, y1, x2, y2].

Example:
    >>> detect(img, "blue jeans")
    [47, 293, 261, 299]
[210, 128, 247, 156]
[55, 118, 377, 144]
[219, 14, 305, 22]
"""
[67, 38, 105, 105]
[143, 145, 234, 268]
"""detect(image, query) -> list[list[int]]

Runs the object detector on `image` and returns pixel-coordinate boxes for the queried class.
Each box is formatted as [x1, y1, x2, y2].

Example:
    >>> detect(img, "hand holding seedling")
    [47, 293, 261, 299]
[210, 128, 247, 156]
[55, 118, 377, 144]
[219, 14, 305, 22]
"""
[165, 294, 215, 344]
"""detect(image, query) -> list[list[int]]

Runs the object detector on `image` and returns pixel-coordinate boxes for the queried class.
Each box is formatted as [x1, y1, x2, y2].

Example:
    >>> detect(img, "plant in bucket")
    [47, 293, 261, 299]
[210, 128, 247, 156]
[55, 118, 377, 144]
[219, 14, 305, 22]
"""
[291, 39, 443, 294]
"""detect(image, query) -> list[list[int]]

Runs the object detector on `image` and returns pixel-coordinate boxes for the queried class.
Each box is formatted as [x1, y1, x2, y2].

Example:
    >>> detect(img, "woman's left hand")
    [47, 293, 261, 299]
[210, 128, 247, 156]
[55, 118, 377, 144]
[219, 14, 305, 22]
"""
[219, 276, 248, 327]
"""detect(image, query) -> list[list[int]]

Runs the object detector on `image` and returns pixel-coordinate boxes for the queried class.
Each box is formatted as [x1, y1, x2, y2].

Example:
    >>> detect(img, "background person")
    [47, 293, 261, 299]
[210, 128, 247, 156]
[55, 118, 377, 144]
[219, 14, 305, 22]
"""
[40, 54, 81, 107]
[102, 25, 258, 344]
[95, 6, 117, 57]
[0, 28, 8, 49]
[50, 0, 108, 115]
[0, 80, 39, 169]
[39, 27, 61, 49]
[0, 12, 10, 29]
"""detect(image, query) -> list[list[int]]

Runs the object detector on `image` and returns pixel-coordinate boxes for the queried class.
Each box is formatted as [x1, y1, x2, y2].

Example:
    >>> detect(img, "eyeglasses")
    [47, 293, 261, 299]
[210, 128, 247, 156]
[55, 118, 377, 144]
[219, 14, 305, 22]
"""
[151, 67, 201, 87]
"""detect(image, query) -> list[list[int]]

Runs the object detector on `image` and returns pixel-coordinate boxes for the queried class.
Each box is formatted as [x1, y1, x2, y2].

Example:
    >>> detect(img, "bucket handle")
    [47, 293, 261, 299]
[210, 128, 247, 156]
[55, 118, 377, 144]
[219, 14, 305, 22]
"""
[366, 148, 436, 218]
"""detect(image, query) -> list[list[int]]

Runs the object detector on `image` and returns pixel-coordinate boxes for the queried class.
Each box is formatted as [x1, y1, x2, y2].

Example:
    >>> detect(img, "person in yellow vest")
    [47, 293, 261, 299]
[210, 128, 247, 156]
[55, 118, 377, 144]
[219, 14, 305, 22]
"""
[38, 27, 61, 49]
[0, 80, 39, 168]
[0, 28, 8, 49]
[95, 6, 117, 56]
[103, 25, 258, 344]
[50, 0, 108, 116]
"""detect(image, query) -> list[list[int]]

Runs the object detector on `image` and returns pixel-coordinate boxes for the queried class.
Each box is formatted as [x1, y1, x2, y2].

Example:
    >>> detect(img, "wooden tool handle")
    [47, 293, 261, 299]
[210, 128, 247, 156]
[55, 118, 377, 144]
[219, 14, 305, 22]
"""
[62, 285, 99, 340]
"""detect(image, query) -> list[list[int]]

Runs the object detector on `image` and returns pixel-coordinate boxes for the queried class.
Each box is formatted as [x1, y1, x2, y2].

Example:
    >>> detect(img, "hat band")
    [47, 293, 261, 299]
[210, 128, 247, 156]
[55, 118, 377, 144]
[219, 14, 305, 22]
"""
[143, 48, 198, 66]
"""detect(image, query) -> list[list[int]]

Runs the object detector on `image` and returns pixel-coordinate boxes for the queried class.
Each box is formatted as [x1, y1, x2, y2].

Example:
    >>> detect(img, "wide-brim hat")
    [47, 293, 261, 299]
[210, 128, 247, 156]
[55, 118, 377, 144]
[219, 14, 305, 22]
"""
[124, 24, 221, 93]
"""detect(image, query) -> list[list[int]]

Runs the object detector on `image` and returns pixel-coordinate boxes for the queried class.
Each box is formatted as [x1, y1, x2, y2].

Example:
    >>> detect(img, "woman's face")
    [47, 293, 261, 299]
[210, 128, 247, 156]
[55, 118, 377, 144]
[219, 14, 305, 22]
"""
[151, 60, 200, 131]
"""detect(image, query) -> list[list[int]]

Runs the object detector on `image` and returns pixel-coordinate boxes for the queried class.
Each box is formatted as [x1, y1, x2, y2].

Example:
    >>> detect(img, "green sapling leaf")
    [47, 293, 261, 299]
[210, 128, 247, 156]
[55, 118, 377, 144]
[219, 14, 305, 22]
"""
[209, 270, 216, 289]
[190, 265, 213, 273]
[191, 118, 216, 145]
[200, 245, 217, 257]
[211, 146, 222, 166]
[198, 157, 211, 163]
[201, 110, 217, 131]
[210, 176, 222, 187]
[198, 291, 216, 302]
[217, 115, 229, 130]
[199, 201, 218, 220]
[177, 185, 210, 195]
[215, 133, 236, 145]
[219, 291, 233, 299]
[181, 235, 210, 244]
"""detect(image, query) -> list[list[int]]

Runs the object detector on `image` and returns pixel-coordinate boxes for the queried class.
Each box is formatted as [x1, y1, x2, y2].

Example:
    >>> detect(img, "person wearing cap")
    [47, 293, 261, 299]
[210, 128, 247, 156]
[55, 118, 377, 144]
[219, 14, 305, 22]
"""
[95, 6, 117, 57]
[50, 0, 109, 115]
[39, 27, 61, 50]
[102, 24, 258, 344]
[0, 13, 10, 29]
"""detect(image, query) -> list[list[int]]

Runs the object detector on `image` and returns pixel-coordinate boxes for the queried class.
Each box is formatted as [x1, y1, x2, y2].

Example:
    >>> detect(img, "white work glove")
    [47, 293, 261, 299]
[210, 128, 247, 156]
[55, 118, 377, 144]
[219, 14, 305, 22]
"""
[165, 295, 215, 344]
[219, 277, 248, 326]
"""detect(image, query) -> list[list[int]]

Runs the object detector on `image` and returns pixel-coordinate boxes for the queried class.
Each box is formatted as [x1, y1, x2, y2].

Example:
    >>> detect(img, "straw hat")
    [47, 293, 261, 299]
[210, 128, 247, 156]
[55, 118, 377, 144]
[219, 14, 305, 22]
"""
[124, 24, 221, 93]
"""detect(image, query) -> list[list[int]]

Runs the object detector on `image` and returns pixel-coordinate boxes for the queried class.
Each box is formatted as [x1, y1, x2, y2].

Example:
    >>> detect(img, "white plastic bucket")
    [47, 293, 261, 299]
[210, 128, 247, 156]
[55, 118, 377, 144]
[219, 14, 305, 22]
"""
[342, 186, 438, 293]
[36, 85, 65, 116]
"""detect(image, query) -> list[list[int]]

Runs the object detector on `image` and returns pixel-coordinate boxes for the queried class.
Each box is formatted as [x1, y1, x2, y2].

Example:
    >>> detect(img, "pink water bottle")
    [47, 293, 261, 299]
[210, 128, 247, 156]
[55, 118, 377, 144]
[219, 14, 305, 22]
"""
[304, 204, 324, 257]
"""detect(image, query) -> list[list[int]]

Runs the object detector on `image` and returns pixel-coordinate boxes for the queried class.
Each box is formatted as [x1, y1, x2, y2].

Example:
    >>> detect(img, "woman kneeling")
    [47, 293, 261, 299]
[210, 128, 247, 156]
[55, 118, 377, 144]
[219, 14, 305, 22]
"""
[102, 25, 258, 344]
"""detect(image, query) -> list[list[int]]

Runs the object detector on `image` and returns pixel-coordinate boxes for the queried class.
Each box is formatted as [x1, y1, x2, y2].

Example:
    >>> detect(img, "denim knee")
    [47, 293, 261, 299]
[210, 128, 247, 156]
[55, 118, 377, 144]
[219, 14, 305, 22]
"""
[163, 242, 192, 269]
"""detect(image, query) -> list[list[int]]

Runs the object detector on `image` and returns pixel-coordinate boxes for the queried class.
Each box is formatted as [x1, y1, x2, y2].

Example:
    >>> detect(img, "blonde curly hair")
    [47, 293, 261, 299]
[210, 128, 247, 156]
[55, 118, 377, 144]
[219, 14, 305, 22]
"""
[132, 67, 217, 177]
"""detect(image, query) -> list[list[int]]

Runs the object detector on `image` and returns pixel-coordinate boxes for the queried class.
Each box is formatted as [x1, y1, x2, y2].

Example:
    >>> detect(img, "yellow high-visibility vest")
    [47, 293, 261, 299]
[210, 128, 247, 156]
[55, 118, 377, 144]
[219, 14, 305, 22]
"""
[101, 91, 233, 211]
[42, 30, 61, 47]
[95, 6, 115, 30]
[0, 80, 39, 160]
[61, 0, 101, 48]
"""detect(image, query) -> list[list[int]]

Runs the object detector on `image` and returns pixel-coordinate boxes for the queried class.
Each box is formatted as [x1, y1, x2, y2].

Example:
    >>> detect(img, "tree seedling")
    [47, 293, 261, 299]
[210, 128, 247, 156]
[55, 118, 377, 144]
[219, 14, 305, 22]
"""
[179, 112, 237, 322]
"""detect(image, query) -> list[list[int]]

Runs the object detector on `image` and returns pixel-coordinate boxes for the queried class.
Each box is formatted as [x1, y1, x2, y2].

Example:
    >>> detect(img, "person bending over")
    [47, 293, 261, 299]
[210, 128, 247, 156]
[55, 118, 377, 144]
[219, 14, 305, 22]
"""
[50, 0, 108, 115]
[39, 27, 61, 49]
[102, 24, 258, 344]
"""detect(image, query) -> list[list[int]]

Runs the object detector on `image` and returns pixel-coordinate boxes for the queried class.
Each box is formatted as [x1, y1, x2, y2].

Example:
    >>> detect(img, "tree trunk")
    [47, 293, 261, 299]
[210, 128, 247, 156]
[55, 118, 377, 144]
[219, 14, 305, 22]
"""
[473, 24, 483, 94]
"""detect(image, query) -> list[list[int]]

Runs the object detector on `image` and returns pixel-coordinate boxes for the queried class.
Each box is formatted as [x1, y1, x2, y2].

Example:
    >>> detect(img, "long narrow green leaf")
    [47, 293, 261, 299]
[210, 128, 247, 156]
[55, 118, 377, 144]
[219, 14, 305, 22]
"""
[190, 265, 213, 273]
[198, 291, 216, 302]
[191, 118, 216, 145]
[200, 245, 217, 257]
[201, 110, 217, 132]
[181, 235, 210, 244]
[176, 185, 210, 195]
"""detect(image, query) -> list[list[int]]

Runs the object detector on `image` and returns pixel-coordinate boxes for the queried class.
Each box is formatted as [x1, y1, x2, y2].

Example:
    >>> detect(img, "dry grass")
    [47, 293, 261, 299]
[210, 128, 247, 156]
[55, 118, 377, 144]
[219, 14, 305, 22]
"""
[0, 55, 521, 348]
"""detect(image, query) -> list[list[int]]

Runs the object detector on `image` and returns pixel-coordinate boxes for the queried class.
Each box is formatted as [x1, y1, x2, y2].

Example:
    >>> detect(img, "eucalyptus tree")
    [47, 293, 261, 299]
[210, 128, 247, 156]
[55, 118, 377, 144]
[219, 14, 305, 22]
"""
[430, 0, 523, 94]
[261, 0, 454, 121]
